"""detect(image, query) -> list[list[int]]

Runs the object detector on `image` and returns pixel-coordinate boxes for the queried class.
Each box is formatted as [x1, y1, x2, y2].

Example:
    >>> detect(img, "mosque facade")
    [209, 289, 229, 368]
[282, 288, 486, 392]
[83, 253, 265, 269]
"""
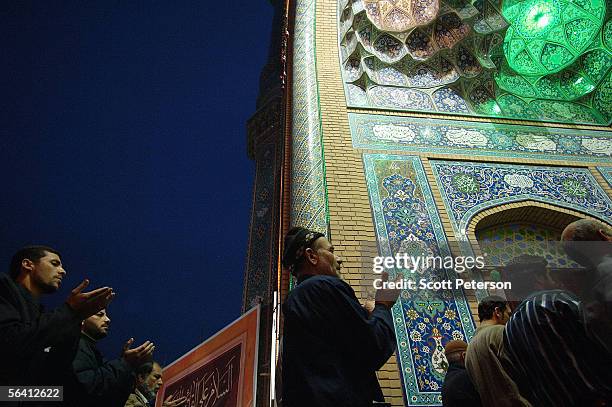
[244, 0, 611, 404]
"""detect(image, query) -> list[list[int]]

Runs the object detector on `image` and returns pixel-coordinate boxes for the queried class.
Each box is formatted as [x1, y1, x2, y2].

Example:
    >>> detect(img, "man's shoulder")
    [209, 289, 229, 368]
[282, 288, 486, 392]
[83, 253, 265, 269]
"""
[124, 392, 147, 407]
[474, 324, 504, 335]
[0, 273, 23, 305]
[519, 290, 581, 315]
[76, 336, 98, 357]
[290, 275, 352, 296]
[285, 275, 357, 311]
[0, 273, 16, 292]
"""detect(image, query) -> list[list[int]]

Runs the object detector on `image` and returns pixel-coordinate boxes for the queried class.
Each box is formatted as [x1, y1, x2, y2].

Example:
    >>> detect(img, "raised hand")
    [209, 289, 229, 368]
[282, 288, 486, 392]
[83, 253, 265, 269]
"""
[121, 338, 155, 368]
[66, 279, 114, 319]
[163, 394, 187, 407]
[374, 271, 402, 309]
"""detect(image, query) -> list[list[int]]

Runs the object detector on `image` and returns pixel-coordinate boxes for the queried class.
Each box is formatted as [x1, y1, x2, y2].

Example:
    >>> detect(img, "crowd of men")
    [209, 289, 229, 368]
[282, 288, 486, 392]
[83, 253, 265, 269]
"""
[276, 218, 610, 406]
[1, 217, 610, 407]
[0, 246, 186, 407]
[441, 218, 612, 407]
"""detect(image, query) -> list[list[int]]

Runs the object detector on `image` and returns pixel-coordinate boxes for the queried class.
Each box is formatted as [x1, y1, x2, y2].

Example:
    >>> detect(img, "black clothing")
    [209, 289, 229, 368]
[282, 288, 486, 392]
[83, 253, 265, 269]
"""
[281, 275, 396, 407]
[72, 334, 135, 407]
[503, 290, 612, 406]
[0, 273, 81, 386]
[441, 362, 482, 407]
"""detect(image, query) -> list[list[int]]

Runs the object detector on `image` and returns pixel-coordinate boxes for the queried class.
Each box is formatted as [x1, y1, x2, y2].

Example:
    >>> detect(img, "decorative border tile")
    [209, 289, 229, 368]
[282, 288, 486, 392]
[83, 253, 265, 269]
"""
[364, 153, 476, 406]
[244, 143, 277, 308]
[350, 113, 612, 162]
[430, 161, 612, 237]
[598, 166, 612, 187]
[291, 0, 329, 233]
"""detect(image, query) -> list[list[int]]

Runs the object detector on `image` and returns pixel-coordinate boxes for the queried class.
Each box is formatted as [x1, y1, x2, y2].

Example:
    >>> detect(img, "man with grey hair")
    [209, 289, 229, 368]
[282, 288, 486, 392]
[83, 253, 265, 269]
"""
[561, 218, 612, 355]
[497, 219, 612, 406]
[125, 361, 186, 407]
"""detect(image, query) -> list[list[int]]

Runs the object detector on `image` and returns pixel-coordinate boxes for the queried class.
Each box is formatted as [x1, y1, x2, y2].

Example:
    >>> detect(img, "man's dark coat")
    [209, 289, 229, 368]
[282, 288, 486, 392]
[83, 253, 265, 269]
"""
[281, 274, 396, 407]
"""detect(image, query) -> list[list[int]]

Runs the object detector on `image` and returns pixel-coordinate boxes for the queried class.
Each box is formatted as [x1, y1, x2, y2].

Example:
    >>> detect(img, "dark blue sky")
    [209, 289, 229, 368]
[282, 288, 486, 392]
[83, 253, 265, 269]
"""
[0, 1, 273, 364]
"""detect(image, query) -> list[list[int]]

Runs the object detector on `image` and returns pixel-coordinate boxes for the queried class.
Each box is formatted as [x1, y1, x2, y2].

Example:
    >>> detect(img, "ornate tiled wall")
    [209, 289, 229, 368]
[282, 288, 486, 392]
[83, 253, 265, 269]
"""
[350, 113, 612, 162]
[430, 161, 612, 234]
[364, 153, 475, 406]
[338, 0, 612, 124]
[476, 224, 575, 267]
[245, 142, 278, 308]
[285, 0, 612, 405]
[349, 111, 611, 406]
[292, 0, 330, 233]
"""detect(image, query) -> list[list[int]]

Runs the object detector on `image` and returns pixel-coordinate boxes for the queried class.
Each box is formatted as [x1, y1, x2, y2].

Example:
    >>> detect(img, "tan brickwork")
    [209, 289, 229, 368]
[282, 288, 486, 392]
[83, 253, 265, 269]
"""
[311, 0, 612, 405]
[313, 0, 406, 403]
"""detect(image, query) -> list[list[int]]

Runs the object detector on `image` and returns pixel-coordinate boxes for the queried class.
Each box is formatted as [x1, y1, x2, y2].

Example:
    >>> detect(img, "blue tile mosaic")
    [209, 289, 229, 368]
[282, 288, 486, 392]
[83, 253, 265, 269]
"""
[292, 0, 329, 233]
[244, 143, 277, 308]
[364, 153, 476, 406]
[429, 161, 612, 237]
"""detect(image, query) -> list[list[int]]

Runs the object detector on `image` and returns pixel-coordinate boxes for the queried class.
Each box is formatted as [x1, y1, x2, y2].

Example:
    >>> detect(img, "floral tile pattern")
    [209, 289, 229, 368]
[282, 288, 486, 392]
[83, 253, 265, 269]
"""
[429, 161, 612, 235]
[364, 154, 476, 406]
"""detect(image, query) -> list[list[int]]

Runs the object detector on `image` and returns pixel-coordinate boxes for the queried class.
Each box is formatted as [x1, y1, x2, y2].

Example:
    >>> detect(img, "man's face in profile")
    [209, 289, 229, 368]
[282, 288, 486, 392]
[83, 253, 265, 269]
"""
[145, 363, 163, 394]
[499, 305, 511, 324]
[29, 251, 66, 293]
[312, 237, 342, 278]
[83, 309, 111, 339]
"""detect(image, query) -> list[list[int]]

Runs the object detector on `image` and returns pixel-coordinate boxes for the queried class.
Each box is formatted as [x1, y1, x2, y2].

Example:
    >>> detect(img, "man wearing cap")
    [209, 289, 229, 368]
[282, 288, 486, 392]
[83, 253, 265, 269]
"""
[441, 340, 481, 407]
[280, 227, 399, 407]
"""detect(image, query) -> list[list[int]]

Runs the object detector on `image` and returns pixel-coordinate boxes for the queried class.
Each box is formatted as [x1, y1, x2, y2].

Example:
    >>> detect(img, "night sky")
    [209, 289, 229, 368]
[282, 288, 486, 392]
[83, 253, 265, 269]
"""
[0, 1, 272, 365]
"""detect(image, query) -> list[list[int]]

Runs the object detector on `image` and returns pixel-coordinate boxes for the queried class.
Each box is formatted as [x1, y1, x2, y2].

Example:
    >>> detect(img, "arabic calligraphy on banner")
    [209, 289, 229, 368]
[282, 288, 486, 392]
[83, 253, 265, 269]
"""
[164, 344, 241, 407]
[156, 306, 259, 407]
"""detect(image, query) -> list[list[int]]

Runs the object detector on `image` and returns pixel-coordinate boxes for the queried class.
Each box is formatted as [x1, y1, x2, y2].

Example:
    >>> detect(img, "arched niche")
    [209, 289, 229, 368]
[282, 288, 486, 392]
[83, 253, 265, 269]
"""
[465, 200, 610, 295]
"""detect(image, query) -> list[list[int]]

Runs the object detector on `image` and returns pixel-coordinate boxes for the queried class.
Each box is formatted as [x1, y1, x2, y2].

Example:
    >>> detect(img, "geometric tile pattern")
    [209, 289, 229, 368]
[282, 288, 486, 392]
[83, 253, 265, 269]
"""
[245, 143, 277, 308]
[292, 0, 329, 233]
[430, 161, 612, 236]
[349, 113, 612, 162]
[338, 0, 611, 124]
[364, 153, 476, 406]
[501, 0, 606, 75]
[477, 224, 578, 268]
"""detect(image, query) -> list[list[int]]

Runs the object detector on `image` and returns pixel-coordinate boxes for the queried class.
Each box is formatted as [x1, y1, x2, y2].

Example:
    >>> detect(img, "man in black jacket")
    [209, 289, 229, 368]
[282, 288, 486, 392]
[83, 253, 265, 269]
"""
[73, 308, 155, 407]
[441, 340, 481, 407]
[280, 227, 399, 407]
[0, 246, 114, 398]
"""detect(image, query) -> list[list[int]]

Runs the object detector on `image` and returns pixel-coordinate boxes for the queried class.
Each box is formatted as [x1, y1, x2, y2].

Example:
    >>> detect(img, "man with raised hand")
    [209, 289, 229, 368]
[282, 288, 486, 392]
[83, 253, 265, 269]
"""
[280, 227, 399, 407]
[74, 308, 155, 407]
[0, 245, 114, 390]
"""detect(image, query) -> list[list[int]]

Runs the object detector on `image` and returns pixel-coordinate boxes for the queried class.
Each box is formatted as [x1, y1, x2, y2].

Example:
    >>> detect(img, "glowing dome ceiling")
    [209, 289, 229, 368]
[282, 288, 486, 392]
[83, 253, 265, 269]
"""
[338, 0, 611, 124]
